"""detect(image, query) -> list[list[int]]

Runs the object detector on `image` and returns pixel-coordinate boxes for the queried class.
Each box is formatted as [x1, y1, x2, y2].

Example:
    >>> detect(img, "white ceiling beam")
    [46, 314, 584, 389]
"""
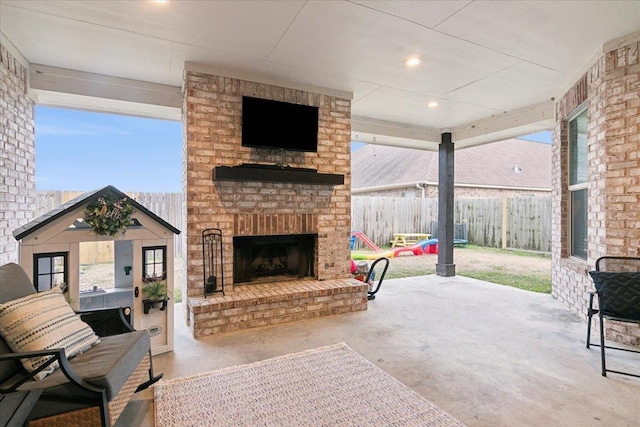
[31, 90, 181, 121]
[351, 101, 554, 150]
[30, 64, 182, 107]
[351, 115, 441, 150]
[29, 64, 182, 119]
[451, 100, 555, 148]
[351, 131, 440, 151]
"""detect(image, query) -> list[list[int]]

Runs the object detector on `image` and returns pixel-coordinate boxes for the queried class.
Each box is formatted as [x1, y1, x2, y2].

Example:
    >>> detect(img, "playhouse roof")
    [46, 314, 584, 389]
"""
[13, 185, 181, 241]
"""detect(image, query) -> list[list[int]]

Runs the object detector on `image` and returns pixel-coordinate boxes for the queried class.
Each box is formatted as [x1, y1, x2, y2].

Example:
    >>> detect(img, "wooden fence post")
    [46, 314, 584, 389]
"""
[502, 196, 507, 250]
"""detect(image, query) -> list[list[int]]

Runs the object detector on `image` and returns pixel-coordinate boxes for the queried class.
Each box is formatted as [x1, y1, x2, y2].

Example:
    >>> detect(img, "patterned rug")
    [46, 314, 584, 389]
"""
[154, 343, 465, 427]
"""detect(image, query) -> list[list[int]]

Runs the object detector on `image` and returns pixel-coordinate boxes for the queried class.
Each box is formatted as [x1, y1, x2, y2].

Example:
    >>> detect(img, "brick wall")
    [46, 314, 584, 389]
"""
[553, 39, 640, 345]
[183, 72, 352, 298]
[0, 44, 35, 265]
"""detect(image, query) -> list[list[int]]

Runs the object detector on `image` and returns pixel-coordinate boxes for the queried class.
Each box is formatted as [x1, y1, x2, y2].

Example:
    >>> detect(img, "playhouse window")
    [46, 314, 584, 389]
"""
[143, 246, 166, 280]
[34, 252, 68, 292]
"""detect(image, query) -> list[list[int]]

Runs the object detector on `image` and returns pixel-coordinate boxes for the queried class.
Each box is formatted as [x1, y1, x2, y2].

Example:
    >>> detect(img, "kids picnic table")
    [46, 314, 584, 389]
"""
[390, 233, 431, 248]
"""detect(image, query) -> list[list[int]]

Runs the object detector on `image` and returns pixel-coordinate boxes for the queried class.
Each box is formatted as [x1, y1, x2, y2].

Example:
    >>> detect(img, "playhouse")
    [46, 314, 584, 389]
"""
[12, 185, 181, 355]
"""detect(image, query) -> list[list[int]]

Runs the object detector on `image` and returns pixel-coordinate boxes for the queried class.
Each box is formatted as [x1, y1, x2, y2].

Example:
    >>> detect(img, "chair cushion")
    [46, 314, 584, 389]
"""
[18, 331, 150, 401]
[589, 271, 640, 321]
[0, 263, 36, 304]
[0, 263, 38, 385]
[0, 287, 100, 380]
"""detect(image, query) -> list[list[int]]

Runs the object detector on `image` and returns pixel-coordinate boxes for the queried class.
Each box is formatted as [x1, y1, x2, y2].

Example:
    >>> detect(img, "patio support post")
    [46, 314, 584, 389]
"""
[436, 132, 455, 276]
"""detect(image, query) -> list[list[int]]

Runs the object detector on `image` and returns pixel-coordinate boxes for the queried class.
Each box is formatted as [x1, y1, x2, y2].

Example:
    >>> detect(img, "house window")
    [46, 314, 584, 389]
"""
[143, 246, 166, 280]
[568, 108, 588, 259]
[34, 253, 68, 292]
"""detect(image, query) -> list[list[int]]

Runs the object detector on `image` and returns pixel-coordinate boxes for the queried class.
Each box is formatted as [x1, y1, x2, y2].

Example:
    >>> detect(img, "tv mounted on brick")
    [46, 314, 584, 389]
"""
[241, 96, 319, 153]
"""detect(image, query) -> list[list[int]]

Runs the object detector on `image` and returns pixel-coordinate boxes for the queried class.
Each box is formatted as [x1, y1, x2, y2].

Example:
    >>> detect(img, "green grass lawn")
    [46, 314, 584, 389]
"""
[381, 244, 552, 293]
[458, 270, 551, 293]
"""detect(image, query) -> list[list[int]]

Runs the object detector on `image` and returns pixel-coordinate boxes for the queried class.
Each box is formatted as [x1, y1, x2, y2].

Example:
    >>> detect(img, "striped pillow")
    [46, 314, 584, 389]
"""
[0, 286, 100, 380]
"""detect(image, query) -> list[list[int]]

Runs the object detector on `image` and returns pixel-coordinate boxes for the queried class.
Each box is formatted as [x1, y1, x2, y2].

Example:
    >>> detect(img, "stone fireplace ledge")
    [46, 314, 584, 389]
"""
[187, 278, 368, 337]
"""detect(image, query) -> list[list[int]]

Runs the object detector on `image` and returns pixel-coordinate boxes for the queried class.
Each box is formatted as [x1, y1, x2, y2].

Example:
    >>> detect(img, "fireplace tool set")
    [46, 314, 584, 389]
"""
[202, 228, 224, 296]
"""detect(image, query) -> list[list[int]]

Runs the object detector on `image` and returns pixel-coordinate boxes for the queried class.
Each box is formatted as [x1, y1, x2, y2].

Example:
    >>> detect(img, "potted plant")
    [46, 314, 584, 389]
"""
[142, 275, 169, 314]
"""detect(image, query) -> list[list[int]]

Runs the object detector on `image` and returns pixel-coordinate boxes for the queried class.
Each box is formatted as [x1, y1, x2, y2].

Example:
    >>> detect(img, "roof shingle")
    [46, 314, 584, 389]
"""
[351, 138, 551, 190]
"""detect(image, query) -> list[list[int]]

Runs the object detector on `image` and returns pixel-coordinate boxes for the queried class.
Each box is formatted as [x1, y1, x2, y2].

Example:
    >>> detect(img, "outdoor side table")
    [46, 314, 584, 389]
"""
[0, 389, 42, 427]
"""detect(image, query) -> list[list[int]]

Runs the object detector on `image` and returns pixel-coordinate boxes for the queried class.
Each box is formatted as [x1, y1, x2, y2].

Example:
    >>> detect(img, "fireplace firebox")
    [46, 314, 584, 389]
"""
[233, 234, 316, 284]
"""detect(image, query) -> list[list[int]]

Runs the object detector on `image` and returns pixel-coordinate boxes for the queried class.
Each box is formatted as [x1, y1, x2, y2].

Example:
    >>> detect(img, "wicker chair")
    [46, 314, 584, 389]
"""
[587, 256, 640, 378]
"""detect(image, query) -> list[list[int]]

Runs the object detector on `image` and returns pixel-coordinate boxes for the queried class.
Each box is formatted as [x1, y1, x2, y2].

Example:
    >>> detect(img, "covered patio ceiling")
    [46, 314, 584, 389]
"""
[2, 0, 640, 149]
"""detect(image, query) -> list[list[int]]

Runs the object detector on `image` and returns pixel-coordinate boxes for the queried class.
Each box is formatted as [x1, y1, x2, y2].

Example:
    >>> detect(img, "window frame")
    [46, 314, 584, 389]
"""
[33, 252, 68, 292]
[567, 106, 588, 260]
[142, 245, 167, 280]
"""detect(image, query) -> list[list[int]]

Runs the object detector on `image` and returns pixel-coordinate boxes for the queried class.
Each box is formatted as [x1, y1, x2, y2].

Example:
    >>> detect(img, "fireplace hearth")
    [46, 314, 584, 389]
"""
[233, 234, 316, 284]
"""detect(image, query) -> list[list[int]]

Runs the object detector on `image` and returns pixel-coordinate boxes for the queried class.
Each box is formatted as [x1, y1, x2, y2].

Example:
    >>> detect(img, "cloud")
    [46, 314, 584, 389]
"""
[36, 123, 131, 137]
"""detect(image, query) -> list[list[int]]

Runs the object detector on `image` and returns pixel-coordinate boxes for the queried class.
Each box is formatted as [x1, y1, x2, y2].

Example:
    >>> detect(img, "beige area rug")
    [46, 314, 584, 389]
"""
[154, 342, 465, 427]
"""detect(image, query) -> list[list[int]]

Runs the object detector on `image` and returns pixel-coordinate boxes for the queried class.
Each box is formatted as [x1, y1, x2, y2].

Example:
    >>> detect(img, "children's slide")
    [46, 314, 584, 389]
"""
[350, 231, 381, 252]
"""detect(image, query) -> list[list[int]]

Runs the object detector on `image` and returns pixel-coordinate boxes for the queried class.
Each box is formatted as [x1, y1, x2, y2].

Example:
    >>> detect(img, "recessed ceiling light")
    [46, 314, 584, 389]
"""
[404, 57, 421, 67]
[427, 101, 439, 108]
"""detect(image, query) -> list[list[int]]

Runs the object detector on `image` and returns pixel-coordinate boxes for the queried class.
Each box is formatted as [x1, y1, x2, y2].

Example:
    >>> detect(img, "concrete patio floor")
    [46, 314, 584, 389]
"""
[119, 275, 640, 426]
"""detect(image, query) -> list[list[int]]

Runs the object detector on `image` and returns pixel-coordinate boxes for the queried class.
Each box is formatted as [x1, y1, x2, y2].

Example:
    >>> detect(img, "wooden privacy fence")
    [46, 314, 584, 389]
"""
[351, 197, 437, 248]
[351, 196, 552, 252]
[35, 191, 184, 263]
[34, 192, 550, 262]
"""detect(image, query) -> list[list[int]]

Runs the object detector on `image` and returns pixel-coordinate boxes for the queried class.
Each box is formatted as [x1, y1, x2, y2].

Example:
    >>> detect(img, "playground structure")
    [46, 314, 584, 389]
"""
[351, 238, 438, 260]
[350, 231, 438, 260]
[350, 230, 468, 260]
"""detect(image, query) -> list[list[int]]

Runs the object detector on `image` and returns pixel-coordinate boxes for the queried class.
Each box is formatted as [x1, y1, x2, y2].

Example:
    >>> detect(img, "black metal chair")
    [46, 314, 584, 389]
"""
[366, 257, 389, 300]
[587, 256, 640, 378]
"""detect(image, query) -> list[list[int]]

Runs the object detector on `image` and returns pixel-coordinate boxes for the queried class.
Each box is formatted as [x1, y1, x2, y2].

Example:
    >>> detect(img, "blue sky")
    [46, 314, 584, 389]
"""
[518, 131, 552, 144]
[36, 106, 182, 192]
[35, 106, 552, 192]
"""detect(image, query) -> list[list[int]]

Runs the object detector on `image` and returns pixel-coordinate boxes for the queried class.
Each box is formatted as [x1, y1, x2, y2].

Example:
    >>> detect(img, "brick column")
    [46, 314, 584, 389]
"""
[0, 44, 35, 265]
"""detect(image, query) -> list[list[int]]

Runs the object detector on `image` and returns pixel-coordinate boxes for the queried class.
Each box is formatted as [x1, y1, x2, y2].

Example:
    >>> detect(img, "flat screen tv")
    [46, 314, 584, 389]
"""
[242, 96, 319, 152]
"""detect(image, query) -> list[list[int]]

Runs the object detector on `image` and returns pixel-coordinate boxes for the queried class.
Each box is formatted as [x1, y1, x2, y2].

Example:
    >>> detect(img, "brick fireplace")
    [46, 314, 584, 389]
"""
[183, 70, 367, 337]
